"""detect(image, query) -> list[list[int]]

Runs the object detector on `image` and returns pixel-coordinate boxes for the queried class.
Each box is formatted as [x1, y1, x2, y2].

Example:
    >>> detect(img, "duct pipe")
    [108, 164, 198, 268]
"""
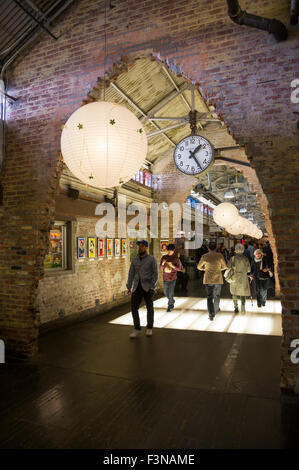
[290, 0, 299, 25]
[227, 0, 288, 42]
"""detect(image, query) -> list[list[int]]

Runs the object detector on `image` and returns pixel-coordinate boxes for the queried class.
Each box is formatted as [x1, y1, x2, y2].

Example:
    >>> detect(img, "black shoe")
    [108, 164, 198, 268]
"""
[209, 314, 214, 321]
[257, 304, 262, 308]
[234, 307, 239, 314]
[167, 307, 172, 312]
[262, 302, 266, 306]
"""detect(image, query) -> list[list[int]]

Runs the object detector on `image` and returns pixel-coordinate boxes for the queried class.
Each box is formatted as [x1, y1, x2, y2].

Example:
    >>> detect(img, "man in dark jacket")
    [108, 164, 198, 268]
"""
[127, 240, 158, 338]
[160, 244, 183, 312]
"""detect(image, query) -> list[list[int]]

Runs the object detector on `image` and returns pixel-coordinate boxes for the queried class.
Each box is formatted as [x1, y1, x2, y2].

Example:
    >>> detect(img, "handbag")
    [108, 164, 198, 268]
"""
[224, 257, 236, 284]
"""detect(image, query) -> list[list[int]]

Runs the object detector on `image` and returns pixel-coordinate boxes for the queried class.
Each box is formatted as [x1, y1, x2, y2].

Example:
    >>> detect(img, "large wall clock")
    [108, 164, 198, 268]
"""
[173, 134, 214, 176]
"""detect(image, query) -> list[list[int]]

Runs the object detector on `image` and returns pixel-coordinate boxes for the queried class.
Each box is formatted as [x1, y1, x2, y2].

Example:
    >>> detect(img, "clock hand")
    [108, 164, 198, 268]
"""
[189, 144, 201, 157]
[189, 149, 202, 170]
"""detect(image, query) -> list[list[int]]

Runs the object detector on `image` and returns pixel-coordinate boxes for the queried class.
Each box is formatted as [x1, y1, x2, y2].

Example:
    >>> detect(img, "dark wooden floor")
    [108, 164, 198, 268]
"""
[1, 280, 299, 449]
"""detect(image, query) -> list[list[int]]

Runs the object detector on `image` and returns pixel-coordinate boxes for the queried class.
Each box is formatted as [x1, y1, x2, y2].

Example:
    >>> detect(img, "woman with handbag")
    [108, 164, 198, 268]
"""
[224, 243, 251, 314]
[250, 249, 273, 308]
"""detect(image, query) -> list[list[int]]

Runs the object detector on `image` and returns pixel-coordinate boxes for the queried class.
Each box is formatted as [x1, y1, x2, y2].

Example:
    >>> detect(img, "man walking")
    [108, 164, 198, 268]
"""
[127, 240, 158, 338]
[197, 241, 227, 320]
[160, 243, 183, 312]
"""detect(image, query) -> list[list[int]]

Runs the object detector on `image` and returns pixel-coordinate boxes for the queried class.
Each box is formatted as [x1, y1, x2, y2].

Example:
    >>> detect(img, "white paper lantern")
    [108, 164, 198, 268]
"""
[243, 220, 254, 236]
[256, 229, 263, 239]
[61, 101, 148, 188]
[213, 202, 239, 228]
[226, 216, 246, 235]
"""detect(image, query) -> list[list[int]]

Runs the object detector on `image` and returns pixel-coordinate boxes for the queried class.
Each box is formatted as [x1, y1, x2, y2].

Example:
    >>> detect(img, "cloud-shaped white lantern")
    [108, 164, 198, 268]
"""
[61, 101, 148, 188]
[213, 202, 239, 228]
[226, 216, 246, 235]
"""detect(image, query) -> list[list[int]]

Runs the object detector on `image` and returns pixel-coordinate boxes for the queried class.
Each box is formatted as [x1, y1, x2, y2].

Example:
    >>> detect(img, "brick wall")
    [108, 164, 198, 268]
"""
[37, 218, 130, 324]
[0, 0, 298, 390]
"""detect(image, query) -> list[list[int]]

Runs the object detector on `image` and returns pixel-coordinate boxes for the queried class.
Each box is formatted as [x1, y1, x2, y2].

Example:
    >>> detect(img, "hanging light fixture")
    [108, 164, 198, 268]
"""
[224, 174, 234, 199]
[60, 1, 148, 189]
[61, 101, 148, 188]
[213, 202, 239, 227]
[226, 216, 246, 235]
[224, 190, 235, 199]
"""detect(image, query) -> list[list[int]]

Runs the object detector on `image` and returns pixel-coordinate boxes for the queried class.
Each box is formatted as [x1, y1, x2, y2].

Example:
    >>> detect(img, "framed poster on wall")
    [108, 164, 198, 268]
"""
[88, 237, 96, 260]
[160, 240, 169, 254]
[115, 238, 121, 257]
[107, 238, 113, 258]
[121, 239, 127, 257]
[77, 237, 86, 259]
[98, 238, 105, 258]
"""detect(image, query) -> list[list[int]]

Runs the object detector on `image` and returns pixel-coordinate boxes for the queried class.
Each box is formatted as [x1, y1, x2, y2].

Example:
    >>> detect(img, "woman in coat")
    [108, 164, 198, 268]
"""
[225, 243, 251, 314]
[250, 248, 273, 307]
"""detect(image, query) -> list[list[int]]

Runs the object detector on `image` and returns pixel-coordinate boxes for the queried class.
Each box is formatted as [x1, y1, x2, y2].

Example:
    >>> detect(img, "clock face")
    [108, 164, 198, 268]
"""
[173, 135, 214, 176]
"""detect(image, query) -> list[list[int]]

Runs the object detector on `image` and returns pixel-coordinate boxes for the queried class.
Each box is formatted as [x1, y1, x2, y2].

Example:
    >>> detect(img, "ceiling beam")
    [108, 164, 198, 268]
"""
[161, 65, 191, 112]
[110, 82, 176, 147]
[145, 82, 190, 118]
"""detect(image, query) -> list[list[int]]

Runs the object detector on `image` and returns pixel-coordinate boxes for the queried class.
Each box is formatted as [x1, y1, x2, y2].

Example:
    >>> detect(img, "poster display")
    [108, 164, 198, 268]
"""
[115, 238, 121, 257]
[160, 240, 169, 253]
[98, 238, 105, 258]
[88, 237, 96, 259]
[121, 239, 127, 257]
[107, 238, 113, 258]
[77, 237, 86, 259]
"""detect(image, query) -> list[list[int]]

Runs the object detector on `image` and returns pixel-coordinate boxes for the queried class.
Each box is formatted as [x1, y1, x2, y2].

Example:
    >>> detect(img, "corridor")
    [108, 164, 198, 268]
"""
[1, 295, 298, 449]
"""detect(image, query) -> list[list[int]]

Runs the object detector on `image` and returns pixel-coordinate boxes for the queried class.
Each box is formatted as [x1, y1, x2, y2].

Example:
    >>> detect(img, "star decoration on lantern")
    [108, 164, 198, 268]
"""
[61, 124, 66, 130]
[77, 123, 83, 130]
[89, 174, 94, 179]
[110, 119, 116, 125]
[137, 128, 143, 133]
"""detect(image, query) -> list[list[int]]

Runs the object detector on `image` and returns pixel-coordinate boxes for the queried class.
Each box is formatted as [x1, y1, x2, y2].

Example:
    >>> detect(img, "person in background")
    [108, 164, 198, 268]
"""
[228, 246, 235, 260]
[160, 244, 183, 312]
[243, 242, 251, 262]
[196, 243, 209, 279]
[250, 248, 273, 308]
[218, 243, 229, 264]
[247, 241, 255, 260]
[197, 241, 227, 320]
[126, 240, 158, 338]
[263, 241, 275, 297]
[176, 249, 189, 292]
[225, 243, 251, 314]
[263, 241, 274, 265]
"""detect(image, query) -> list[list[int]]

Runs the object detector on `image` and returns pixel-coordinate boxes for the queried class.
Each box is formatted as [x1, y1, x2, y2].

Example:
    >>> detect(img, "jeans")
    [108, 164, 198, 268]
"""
[205, 284, 222, 317]
[256, 279, 268, 306]
[131, 282, 154, 330]
[163, 280, 176, 309]
[233, 295, 246, 307]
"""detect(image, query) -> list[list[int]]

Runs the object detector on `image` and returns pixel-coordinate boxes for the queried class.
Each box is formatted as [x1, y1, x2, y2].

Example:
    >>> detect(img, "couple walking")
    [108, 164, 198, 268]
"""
[197, 242, 252, 319]
[126, 241, 182, 339]
[198, 241, 273, 319]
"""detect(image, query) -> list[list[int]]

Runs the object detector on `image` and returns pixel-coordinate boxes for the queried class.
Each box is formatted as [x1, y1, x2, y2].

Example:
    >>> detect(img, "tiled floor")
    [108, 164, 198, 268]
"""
[110, 297, 282, 336]
[1, 284, 299, 449]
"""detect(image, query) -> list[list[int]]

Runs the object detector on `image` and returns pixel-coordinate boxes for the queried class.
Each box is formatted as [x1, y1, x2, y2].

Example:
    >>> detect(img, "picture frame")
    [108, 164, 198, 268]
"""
[115, 238, 121, 257]
[98, 238, 105, 258]
[160, 240, 169, 254]
[121, 239, 127, 257]
[107, 238, 113, 258]
[77, 237, 86, 259]
[88, 237, 96, 259]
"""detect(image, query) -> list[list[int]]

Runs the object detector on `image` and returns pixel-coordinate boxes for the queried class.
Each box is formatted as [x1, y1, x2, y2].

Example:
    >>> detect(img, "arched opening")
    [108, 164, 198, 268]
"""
[40, 53, 282, 346]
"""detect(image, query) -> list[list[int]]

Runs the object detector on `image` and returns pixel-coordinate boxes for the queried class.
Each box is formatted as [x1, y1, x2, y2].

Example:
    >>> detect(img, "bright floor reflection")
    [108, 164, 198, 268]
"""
[110, 297, 282, 336]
